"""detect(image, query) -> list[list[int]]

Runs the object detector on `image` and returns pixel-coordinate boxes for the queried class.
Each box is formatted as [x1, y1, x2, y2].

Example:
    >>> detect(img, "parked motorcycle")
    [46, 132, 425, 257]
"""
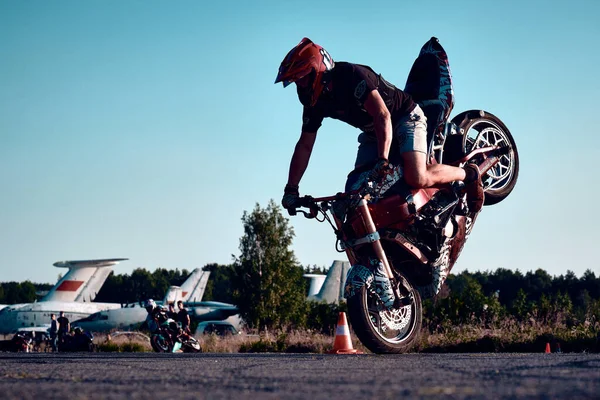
[58, 328, 95, 352]
[289, 37, 519, 354]
[0, 332, 33, 352]
[150, 318, 201, 353]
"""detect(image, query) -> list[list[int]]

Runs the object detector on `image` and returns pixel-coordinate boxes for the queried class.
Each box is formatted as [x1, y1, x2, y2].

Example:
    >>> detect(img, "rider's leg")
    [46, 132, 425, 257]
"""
[395, 105, 483, 212]
[402, 151, 465, 188]
[344, 132, 378, 192]
[394, 105, 465, 187]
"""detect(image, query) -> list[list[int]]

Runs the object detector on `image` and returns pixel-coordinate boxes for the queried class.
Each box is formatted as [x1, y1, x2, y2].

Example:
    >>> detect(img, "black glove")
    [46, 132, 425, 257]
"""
[282, 184, 301, 214]
[368, 157, 392, 183]
[463, 163, 484, 212]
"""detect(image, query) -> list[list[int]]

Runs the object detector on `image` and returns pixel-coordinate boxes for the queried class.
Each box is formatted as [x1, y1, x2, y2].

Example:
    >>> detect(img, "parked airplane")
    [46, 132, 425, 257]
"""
[72, 285, 183, 332]
[0, 258, 129, 334]
[304, 260, 350, 304]
[180, 268, 210, 302]
[0, 300, 123, 334]
[73, 270, 238, 332]
[42, 258, 128, 302]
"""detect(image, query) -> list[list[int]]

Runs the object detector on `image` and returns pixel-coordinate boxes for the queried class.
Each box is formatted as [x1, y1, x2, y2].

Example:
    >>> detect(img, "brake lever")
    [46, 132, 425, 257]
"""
[300, 210, 316, 219]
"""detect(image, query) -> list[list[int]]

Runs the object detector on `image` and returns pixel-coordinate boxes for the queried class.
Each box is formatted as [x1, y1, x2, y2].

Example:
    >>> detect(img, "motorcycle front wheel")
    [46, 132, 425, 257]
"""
[150, 334, 171, 353]
[450, 110, 519, 205]
[347, 277, 422, 354]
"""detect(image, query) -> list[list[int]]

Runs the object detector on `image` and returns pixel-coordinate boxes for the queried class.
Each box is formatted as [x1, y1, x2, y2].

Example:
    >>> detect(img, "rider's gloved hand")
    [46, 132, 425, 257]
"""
[281, 184, 301, 215]
[463, 163, 484, 212]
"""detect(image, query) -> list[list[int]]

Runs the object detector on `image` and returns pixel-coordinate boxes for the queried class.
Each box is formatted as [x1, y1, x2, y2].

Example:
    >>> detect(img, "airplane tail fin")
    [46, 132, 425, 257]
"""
[42, 258, 128, 302]
[162, 286, 183, 306]
[180, 269, 211, 302]
[306, 260, 350, 304]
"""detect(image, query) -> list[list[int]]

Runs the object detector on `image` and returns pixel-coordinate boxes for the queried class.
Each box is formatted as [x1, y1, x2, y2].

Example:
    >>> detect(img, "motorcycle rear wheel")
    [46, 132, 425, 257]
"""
[347, 277, 422, 354]
[183, 337, 202, 353]
[451, 110, 519, 205]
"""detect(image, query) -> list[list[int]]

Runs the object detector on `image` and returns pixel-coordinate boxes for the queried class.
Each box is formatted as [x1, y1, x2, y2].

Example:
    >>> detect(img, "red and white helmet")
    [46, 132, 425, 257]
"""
[275, 37, 334, 106]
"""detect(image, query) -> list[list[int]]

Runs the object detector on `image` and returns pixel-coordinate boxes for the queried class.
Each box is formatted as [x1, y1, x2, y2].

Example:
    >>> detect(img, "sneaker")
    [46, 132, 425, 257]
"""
[372, 259, 395, 310]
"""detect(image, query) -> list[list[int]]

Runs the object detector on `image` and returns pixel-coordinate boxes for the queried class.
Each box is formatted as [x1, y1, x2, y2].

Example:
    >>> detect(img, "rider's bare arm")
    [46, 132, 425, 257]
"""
[287, 130, 317, 188]
[363, 90, 392, 160]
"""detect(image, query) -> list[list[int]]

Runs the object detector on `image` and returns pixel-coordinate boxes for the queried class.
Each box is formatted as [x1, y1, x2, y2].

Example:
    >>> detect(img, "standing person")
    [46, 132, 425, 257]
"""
[275, 37, 484, 213]
[177, 300, 191, 334]
[49, 313, 59, 352]
[57, 311, 70, 345]
[167, 304, 178, 320]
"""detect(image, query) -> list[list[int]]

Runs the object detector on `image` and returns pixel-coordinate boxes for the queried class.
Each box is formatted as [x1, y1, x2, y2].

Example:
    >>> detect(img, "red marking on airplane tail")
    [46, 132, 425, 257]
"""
[56, 281, 84, 291]
[182, 292, 188, 298]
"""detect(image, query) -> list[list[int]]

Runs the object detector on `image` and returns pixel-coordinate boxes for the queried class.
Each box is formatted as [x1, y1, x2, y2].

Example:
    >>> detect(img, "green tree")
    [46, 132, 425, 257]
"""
[230, 200, 307, 330]
[19, 281, 37, 303]
[202, 263, 234, 303]
[511, 288, 530, 320]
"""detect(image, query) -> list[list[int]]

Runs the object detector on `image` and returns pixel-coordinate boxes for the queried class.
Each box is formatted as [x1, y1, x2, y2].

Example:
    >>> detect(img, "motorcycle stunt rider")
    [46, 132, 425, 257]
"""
[276, 38, 485, 305]
[144, 299, 179, 344]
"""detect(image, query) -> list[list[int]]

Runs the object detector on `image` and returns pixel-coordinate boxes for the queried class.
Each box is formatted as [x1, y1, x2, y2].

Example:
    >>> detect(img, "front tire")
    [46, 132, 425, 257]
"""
[347, 277, 422, 354]
[451, 110, 519, 205]
[151, 334, 171, 353]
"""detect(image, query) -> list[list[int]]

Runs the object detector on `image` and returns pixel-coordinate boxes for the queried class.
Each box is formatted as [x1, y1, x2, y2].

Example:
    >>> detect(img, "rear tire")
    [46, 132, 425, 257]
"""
[347, 277, 422, 354]
[451, 110, 519, 205]
[183, 337, 201, 353]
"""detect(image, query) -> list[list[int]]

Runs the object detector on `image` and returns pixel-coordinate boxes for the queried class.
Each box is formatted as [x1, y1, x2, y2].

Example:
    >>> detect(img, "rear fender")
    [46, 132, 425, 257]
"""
[344, 265, 374, 299]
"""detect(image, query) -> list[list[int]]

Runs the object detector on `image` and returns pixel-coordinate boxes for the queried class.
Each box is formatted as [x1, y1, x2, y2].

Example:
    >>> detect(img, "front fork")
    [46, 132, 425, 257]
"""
[334, 198, 404, 308]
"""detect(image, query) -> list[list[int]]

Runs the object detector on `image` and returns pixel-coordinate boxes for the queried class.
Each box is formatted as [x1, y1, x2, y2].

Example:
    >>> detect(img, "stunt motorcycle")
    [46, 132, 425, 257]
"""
[290, 37, 519, 354]
[150, 317, 201, 353]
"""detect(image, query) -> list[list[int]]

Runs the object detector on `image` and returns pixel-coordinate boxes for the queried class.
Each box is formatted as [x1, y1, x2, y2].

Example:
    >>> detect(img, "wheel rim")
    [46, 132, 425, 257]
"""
[364, 288, 418, 345]
[153, 335, 169, 351]
[464, 120, 516, 193]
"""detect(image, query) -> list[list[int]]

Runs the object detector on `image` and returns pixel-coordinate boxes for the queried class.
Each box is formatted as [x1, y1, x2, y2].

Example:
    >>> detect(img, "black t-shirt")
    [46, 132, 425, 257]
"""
[177, 309, 189, 326]
[57, 316, 69, 331]
[301, 62, 415, 133]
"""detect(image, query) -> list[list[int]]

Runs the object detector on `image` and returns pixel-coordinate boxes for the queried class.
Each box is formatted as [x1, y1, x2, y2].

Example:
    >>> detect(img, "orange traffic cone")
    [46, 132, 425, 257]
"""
[545, 342, 551, 354]
[327, 312, 363, 354]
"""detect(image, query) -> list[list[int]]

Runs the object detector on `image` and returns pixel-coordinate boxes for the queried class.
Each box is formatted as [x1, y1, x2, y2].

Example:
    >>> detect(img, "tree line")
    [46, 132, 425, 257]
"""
[423, 268, 600, 331]
[1, 200, 598, 335]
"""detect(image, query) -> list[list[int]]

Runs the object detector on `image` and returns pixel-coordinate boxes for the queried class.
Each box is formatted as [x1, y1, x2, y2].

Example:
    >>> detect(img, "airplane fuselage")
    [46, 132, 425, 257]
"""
[73, 301, 239, 332]
[0, 301, 121, 334]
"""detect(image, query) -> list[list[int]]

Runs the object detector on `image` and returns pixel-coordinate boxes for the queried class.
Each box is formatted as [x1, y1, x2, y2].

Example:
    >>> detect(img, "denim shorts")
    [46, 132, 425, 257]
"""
[353, 105, 428, 168]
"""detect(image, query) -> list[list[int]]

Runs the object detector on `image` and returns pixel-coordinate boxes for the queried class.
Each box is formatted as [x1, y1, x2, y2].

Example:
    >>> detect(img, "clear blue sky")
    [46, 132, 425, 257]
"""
[1, 0, 599, 283]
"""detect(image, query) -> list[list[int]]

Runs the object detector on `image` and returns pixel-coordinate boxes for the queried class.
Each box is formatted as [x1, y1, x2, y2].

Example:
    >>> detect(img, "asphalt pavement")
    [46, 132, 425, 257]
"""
[0, 352, 598, 399]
